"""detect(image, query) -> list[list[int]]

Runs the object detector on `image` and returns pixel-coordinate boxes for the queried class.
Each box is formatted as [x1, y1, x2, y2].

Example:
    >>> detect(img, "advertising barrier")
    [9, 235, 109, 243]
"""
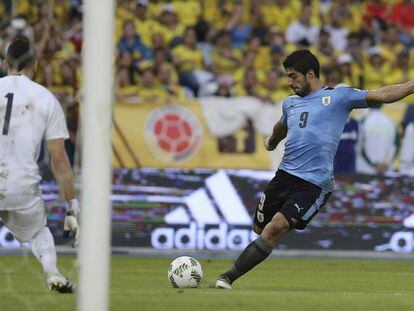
[1, 169, 413, 253]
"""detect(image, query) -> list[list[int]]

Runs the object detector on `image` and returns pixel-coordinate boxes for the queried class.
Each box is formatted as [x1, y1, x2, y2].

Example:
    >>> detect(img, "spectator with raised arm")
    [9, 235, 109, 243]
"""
[226, 2, 252, 50]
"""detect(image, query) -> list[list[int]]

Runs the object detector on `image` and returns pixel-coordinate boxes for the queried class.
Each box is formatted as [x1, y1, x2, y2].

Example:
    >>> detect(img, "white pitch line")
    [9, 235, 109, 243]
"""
[191, 290, 412, 297]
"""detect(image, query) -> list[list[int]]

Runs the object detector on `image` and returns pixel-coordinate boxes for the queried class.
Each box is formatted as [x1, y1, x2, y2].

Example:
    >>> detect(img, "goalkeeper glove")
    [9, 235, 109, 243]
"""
[63, 198, 80, 248]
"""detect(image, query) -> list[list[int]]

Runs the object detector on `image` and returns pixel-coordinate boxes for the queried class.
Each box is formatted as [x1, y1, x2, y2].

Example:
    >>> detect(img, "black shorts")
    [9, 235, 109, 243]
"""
[253, 170, 331, 230]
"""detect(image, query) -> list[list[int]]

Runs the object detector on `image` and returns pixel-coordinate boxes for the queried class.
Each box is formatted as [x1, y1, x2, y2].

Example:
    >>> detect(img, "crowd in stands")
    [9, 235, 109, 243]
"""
[110, 0, 414, 105]
[1, 0, 414, 175]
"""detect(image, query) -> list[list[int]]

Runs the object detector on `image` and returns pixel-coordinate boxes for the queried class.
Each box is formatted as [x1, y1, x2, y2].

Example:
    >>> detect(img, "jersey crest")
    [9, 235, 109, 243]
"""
[322, 96, 331, 106]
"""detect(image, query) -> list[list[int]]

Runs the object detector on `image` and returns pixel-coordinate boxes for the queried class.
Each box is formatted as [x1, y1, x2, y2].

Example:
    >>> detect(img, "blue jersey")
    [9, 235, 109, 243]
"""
[279, 86, 368, 191]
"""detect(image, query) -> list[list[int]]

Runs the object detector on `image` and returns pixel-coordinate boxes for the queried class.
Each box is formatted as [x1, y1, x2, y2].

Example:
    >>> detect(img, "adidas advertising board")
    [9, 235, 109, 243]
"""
[1, 169, 414, 252]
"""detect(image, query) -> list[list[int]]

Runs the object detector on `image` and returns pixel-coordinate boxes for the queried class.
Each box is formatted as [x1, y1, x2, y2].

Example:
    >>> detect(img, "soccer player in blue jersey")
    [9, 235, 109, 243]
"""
[215, 49, 414, 289]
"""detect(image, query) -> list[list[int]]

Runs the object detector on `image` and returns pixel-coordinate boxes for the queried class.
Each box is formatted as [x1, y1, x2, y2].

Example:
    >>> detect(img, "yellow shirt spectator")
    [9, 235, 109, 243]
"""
[137, 66, 168, 104]
[261, 1, 298, 32]
[159, 25, 184, 44]
[147, 1, 165, 20]
[115, 66, 139, 101]
[134, 19, 161, 48]
[380, 43, 405, 65]
[233, 51, 266, 84]
[117, 0, 134, 20]
[172, 27, 204, 73]
[157, 4, 185, 46]
[211, 47, 242, 75]
[158, 24, 185, 46]
[171, 45, 204, 72]
[115, 1, 134, 41]
[203, 0, 251, 29]
[341, 66, 363, 88]
[234, 69, 267, 99]
[153, 48, 179, 83]
[255, 47, 271, 71]
[244, 37, 271, 71]
[292, 0, 321, 26]
[158, 63, 187, 103]
[172, 1, 202, 27]
[384, 52, 410, 85]
[363, 52, 391, 90]
[335, 59, 362, 88]
[132, 1, 162, 47]
[385, 73, 414, 104]
[210, 30, 243, 76]
[204, 2, 230, 29]
[265, 71, 290, 104]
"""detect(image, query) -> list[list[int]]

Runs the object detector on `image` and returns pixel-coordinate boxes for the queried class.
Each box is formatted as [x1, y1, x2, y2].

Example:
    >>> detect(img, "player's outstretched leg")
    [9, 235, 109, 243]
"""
[215, 213, 290, 289]
[31, 226, 75, 293]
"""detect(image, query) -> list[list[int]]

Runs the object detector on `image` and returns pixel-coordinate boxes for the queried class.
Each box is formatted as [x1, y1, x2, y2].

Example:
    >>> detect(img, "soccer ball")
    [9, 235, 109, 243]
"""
[167, 256, 203, 288]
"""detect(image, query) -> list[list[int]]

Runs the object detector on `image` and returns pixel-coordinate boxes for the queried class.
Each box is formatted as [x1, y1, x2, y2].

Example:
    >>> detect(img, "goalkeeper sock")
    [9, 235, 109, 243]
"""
[31, 226, 59, 276]
[222, 236, 273, 284]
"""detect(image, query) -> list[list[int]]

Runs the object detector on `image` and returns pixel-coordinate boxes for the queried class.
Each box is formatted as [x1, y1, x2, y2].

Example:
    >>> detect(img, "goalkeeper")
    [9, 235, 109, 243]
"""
[0, 36, 78, 293]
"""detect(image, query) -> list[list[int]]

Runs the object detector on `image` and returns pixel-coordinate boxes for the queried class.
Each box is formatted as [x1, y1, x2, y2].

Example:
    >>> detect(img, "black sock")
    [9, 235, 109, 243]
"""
[221, 236, 273, 284]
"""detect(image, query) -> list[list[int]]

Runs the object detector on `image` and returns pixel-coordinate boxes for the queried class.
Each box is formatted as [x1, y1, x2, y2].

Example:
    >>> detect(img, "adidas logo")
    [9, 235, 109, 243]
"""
[151, 170, 258, 250]
[375, 212, 414, 253]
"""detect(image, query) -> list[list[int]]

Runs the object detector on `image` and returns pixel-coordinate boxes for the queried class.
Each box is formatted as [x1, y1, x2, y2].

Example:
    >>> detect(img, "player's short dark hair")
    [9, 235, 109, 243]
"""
[283, 50, 320, 78]
[6, 36, 36, 71]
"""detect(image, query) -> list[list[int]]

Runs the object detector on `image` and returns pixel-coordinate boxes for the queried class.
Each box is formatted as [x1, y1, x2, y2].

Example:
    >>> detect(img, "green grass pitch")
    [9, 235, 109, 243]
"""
[0, 255, 413, 311]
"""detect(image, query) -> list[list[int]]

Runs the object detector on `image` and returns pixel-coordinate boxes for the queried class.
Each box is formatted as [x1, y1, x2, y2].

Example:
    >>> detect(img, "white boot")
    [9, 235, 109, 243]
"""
[215, 276, 232, 289]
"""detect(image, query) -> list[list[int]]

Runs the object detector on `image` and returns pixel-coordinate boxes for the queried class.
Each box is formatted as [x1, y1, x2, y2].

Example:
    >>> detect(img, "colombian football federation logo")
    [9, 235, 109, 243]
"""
[145, 105, 203, 163]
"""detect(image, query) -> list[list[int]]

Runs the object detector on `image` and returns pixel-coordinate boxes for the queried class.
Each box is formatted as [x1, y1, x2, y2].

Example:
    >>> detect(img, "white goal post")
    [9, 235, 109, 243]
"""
[79, 1, 115, 310]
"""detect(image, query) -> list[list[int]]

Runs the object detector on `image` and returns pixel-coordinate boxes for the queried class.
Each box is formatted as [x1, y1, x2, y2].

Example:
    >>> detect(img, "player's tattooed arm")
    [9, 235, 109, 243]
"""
[265, 121, 287, 151]
[366, 81, 414, 106]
